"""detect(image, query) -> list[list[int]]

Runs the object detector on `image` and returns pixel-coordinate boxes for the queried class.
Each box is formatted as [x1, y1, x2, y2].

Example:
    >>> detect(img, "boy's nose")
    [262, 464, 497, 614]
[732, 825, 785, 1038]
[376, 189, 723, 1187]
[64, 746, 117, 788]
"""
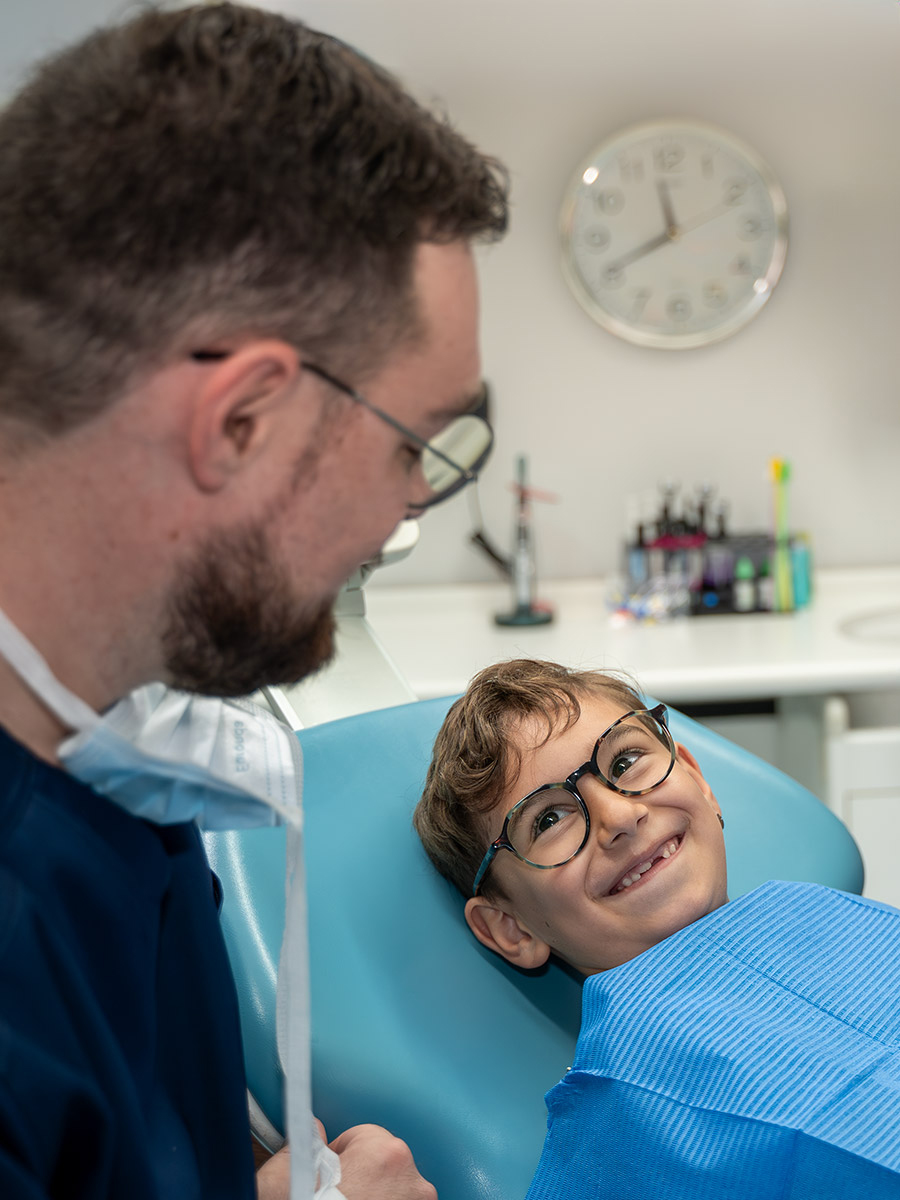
[583, 779, 649, 847]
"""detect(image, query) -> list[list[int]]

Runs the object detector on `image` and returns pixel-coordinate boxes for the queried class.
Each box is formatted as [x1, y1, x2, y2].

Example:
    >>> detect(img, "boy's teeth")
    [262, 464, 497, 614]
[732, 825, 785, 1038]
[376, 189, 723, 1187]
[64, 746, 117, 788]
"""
[615, 840, 679, 891]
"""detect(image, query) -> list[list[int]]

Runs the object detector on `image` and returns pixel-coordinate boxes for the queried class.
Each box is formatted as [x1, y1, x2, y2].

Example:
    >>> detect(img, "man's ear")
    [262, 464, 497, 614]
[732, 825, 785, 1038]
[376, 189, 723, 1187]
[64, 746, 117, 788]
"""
[675, 741, 722, 821]
[187, 341, 301, 492]
[464, 894, 551, 970]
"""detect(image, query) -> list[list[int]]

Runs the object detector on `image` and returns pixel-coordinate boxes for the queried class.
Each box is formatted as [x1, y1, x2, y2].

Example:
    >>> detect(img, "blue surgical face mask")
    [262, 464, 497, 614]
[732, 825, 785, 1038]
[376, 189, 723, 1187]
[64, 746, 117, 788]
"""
[0, 605, 302, 831]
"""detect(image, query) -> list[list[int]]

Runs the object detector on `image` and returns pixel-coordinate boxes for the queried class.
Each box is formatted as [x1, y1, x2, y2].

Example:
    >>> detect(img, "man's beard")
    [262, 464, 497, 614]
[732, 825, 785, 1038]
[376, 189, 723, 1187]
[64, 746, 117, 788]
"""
[161, 520, 337, 697]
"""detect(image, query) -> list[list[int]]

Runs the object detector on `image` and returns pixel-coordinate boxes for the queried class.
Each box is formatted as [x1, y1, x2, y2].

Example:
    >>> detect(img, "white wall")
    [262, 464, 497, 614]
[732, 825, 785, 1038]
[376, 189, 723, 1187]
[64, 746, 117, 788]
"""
[5, 1, 899, 586]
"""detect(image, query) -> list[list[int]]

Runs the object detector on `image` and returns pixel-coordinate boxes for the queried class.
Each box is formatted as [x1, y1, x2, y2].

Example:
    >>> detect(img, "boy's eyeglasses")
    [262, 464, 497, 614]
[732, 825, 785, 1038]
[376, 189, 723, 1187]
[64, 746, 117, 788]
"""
[190, 351, 493, 510]
[471, 704, 675, 896]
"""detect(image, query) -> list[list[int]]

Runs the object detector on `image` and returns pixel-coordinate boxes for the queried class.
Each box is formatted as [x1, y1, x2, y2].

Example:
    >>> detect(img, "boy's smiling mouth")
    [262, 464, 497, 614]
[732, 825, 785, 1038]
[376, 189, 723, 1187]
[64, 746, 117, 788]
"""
[608, 835, 683, 895]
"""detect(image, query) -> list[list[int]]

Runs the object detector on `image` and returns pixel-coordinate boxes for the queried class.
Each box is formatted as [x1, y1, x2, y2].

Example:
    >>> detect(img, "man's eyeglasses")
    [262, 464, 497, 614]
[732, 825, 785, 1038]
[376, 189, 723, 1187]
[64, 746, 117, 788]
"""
[190, 350, 493, 509]
[471, 704, 675, 896]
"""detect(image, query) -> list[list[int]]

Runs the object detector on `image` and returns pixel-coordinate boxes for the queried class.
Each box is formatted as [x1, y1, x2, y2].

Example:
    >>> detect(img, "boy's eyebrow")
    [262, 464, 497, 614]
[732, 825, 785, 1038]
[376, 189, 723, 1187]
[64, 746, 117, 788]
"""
[595, 720, 647, 753]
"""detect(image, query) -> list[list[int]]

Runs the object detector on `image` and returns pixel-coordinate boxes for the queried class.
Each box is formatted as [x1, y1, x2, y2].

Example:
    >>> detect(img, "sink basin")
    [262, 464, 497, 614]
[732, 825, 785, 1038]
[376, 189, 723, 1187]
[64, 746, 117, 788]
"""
[839, 607, 900, 643]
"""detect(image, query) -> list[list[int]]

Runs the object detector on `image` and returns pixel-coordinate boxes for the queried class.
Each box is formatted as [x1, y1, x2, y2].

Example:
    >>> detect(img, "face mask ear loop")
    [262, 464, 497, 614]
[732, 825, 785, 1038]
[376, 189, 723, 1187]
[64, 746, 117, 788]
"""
[274, 737, 340, 1194]
[0, 605, 100, 732]
[276, 760, 319, 1198]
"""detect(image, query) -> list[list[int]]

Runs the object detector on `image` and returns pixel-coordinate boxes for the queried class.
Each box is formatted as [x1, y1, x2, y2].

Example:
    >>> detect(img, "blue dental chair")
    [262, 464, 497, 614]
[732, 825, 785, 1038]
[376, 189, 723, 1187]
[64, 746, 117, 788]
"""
[204, 697, 863, 1200]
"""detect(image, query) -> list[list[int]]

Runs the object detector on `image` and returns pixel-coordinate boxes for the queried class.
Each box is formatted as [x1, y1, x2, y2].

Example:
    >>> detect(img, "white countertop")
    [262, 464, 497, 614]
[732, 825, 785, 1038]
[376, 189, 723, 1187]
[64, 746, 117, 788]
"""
[364, 567, 900, 704]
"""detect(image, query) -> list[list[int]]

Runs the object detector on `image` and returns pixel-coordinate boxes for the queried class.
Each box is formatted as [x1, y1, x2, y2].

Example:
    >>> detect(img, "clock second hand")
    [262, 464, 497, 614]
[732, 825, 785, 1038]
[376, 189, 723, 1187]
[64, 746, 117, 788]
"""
[678, 199, 733, 236]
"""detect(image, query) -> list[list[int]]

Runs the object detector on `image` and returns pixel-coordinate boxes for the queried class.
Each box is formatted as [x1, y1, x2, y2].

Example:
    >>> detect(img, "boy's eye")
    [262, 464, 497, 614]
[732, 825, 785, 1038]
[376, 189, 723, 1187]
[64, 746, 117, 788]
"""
[596, 721, 668, 787]
[508, 788, 581, 855]
[527, 797, 580, 844]
[536, 807, 565, 834]
[610, 750, 642, 780]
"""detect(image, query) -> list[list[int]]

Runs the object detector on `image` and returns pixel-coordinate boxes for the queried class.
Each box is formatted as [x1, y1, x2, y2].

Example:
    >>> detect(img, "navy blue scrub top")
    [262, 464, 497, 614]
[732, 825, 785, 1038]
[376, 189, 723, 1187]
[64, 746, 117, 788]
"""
[0, 726, 256, 1199]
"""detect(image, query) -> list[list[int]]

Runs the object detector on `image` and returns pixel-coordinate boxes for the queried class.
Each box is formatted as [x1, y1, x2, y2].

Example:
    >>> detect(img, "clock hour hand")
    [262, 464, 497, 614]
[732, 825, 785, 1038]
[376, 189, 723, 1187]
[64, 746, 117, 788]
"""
[657, 180, 679, 235]
[604, 229, 673, 272]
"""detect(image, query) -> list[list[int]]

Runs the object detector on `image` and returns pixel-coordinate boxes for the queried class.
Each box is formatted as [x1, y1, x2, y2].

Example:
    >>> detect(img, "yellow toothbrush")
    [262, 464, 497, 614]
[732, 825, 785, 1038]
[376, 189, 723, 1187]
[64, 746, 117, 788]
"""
[770, 458, 794, 612]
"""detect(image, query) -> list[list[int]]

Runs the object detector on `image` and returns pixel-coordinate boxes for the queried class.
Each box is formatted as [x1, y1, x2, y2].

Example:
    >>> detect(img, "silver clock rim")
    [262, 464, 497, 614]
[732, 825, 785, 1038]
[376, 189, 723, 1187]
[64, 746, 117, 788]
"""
[559, 117, 789, 350]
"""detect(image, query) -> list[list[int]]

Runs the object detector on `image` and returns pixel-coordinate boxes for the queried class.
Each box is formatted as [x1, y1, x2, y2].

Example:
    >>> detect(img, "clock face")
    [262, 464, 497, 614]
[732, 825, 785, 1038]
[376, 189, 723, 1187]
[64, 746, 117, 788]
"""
[560, 120, 788, 349]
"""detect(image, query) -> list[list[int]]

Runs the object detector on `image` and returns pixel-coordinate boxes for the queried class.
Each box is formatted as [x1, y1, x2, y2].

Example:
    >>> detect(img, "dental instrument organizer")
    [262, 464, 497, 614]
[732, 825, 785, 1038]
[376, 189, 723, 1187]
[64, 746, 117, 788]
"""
[618, 477, 812, 620]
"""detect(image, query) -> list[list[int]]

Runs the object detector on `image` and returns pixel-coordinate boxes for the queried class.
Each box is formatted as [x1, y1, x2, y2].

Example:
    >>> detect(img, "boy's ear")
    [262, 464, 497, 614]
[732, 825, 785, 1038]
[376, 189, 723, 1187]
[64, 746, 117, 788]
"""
[187, 341, 301, 491]
[464, 895, 551, 970]
[675, 741, 722, 821]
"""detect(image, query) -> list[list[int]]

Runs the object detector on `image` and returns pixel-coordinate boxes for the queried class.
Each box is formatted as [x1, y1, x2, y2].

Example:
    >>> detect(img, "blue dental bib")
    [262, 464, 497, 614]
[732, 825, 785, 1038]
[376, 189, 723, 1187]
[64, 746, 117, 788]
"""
[527, 881, 900, 1200]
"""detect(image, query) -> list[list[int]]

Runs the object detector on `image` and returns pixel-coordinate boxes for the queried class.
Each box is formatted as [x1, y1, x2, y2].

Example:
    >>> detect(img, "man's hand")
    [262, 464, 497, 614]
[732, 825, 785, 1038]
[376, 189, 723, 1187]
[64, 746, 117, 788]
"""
[330, 1124, 437, 1200]
[255, 1124, 436, 1200]
[256, 1144, 290, 1200]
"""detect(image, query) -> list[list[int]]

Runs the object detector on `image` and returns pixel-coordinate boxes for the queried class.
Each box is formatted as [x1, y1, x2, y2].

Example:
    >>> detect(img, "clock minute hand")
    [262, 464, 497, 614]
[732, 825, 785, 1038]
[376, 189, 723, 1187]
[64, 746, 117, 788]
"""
[605, 229, 673, 272]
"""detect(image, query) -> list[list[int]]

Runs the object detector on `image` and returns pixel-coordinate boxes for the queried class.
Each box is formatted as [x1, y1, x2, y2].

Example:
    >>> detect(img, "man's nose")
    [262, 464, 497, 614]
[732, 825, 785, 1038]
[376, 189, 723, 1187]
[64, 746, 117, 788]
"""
[583, 779, 648, 847]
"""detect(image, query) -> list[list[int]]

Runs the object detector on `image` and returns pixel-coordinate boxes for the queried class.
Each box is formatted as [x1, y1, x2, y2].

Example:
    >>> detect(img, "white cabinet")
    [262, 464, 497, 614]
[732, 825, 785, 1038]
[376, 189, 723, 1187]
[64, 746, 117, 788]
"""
[826, 696, 900, 908]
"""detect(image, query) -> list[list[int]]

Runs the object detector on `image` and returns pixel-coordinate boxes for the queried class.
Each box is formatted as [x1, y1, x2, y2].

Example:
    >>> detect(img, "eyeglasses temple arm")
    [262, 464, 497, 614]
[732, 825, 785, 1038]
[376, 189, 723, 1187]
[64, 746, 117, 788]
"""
[471, 844, 499, 896]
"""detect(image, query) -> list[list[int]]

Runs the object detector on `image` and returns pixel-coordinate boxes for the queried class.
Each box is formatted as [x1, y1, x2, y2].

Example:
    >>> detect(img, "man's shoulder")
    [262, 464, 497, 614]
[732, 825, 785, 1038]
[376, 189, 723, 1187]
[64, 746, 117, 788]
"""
[0, 723, 100, 835]
[0, 725, 40, 833]
[0, 731, 180, 1050]
[0, 723, 178, 903]
[0, 731, 253, 1200]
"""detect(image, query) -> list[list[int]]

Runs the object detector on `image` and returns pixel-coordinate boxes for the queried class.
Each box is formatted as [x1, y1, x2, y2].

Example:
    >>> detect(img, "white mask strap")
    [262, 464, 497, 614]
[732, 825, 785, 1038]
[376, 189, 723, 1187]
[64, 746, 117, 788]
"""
[0, 605, 100, 733]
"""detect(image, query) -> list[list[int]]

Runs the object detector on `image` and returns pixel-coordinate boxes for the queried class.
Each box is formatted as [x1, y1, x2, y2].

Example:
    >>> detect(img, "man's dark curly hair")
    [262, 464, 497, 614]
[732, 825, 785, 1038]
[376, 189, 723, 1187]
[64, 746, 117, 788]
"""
[0, 3, 508, 437]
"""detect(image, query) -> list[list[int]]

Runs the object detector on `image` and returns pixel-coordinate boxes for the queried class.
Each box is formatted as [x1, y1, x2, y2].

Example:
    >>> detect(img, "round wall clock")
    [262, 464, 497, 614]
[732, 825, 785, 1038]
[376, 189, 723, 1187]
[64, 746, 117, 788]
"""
[559, 119, 789, 349]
